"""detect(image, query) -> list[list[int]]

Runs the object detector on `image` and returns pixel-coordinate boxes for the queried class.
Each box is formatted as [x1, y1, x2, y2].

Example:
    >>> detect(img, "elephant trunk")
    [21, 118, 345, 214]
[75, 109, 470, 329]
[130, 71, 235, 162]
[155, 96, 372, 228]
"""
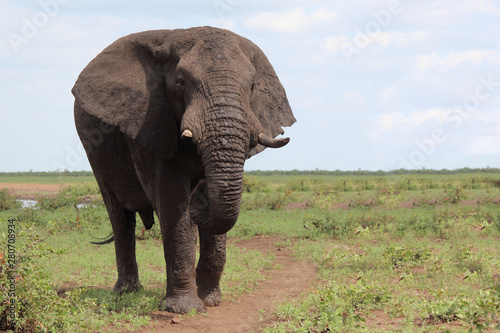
[203, 165, 244, 234]
[189, 102, 249, 235]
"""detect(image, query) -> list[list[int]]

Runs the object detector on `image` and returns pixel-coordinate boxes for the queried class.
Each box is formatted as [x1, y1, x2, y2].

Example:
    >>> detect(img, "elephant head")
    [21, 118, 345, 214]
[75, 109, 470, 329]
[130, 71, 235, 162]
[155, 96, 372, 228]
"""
[72, 27, 296, 234]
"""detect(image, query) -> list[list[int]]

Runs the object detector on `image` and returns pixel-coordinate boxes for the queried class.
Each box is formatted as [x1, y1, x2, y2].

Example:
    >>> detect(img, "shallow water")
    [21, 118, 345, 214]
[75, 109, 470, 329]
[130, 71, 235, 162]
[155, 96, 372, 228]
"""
[16, 200, 89, 209]
[17, 199, 37, 208]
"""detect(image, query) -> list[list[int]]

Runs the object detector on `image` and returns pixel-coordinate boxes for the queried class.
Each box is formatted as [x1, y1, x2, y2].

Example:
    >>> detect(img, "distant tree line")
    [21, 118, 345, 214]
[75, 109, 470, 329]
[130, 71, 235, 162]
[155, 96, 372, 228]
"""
[0, 168, 499, 178]
[245, 168, 500, 176]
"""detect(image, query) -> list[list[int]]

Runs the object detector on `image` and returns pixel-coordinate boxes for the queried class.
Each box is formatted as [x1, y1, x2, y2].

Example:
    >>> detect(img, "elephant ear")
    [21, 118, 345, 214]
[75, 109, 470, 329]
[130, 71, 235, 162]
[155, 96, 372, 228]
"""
[72, 30, 178, 159]
[240, 38, 297, 158]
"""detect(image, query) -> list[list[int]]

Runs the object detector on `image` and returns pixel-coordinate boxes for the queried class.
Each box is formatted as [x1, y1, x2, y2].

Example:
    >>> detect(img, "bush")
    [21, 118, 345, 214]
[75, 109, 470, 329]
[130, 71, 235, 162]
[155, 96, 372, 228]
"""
[424, 286, 500, 331]
[377, 186, 401, 208]
[241, 191, 295, 211]
[303, 213, 355, 238]
[0, 189, 20, 211]
[36, 183, 102, 211]
[136, 220, 162, 240]
[267, 282, 391, 332]
[308, 186, 336, 209]
[382, 245, 431, 269]
[0, 220, 92, 332]
[15, 208, 43, 224]
[242, 175, 268, 193]
[284, 179, 313, 192]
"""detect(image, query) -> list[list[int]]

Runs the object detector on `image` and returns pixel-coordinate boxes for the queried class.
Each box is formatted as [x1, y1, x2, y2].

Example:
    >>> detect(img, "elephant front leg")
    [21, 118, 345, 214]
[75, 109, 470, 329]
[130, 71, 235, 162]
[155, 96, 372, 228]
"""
[196, 231, 226, 307]
[160, 210, 206, 314]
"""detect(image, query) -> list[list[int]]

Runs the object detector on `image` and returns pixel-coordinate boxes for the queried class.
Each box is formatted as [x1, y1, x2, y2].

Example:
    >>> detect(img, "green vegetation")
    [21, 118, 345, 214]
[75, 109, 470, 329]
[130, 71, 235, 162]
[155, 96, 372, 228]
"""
[0, 189, 20, 211]
[0, 171, 94, 184]
[1, 172, 500, 332]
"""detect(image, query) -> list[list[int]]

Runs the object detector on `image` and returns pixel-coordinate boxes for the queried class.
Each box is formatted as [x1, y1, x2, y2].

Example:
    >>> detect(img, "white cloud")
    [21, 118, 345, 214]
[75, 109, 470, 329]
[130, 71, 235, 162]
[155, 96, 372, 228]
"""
[415, 50, 498, 71]
[372, 31, 405, 47]
[323, 35, 349, 54]
[410, 108, 450, 125]
[245, 6, 341, 33]
[375, 108, 451, 132]
[455, 0, 500, 15]
[376, 111, 408, 131]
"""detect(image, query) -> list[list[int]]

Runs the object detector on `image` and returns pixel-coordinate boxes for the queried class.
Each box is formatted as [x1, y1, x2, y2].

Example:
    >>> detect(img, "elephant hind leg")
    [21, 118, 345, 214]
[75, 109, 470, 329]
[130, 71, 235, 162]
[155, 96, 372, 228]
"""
[196, 231, 226, 307]
[111, 208, 142, 294]
[96, 174, 142, 294]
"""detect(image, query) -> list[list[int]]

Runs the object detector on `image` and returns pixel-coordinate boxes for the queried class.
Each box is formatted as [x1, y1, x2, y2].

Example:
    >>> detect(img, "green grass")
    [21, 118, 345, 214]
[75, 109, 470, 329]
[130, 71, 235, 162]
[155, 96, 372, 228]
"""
[1, 173, 500, 332]
[0, 176, 96, 184]
[0, 194, 275, 332]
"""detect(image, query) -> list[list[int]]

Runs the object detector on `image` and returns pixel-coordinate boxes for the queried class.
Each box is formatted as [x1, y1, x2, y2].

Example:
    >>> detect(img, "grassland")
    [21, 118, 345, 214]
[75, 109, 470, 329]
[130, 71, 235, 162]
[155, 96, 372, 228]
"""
[0, 171, 95, 184]
[1, 171, 500, 332]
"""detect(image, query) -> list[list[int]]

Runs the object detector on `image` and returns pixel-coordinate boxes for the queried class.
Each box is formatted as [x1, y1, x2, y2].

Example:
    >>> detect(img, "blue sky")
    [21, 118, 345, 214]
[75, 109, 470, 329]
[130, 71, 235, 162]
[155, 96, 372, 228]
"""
[1, 0, 499, 172]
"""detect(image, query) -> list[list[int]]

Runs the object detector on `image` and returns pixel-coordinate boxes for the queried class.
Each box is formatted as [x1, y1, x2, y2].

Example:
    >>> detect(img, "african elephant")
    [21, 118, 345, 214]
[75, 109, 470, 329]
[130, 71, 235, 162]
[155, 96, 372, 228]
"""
[72, 26, 295, 314]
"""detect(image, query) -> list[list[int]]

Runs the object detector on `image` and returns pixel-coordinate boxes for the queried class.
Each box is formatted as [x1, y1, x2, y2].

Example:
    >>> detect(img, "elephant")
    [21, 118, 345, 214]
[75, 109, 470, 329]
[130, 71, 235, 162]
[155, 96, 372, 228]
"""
[72, 26, 296, 314]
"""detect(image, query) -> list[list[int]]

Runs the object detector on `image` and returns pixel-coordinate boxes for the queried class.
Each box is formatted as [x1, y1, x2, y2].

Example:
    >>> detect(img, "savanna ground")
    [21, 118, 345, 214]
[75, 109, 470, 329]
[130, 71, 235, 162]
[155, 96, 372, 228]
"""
[1, 170, 500, 332]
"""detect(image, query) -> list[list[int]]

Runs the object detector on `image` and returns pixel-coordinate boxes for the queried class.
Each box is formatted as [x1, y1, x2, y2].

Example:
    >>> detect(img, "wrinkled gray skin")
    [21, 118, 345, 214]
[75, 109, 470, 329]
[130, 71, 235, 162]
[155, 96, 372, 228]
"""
[72, 26, 296, 314]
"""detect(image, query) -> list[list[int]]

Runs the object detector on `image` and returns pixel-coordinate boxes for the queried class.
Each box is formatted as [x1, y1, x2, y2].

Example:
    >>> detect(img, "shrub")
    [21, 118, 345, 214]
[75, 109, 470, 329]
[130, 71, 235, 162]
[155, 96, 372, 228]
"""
[382, 245, 432, 269]
[267, 282, 391, 332]
[0, 189, 20, 211]
[36, 191, 79, 211]
[284, 178, 318, 192]
[377, 186, 401, 208]
[36, 183, 102, 211]
[241, 191, 295, 211]
[303, 213, 354, 238]
[424, 287, 500, 331]
[0, 220, 92, 332]
[136, 220, 162, 240]
[15, 208, 42, 224]
[308, 186, 336, 209]
[442, 186, 469, 204]
[242, 175, 268, 193]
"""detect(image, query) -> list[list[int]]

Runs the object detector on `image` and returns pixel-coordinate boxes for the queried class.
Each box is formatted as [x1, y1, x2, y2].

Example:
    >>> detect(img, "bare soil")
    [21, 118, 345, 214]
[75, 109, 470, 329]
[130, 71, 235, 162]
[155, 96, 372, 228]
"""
[134, 235, 317, 333]
[0, 183, 63, 199]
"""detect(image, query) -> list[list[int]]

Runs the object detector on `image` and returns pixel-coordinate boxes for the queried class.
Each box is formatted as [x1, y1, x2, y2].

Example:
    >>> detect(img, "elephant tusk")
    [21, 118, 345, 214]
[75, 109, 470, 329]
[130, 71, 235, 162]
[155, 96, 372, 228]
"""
[258, 133, 290, 148]
[181, 129, 193, 139]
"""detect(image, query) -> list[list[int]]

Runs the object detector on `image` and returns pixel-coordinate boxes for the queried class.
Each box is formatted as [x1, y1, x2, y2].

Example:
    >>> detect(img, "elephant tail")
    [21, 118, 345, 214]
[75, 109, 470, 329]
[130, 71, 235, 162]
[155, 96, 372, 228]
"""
[91, 233, 115, 245]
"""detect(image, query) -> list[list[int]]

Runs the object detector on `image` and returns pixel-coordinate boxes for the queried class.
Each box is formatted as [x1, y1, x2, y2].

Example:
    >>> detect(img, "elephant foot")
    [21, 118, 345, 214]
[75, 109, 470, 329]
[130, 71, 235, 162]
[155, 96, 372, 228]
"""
[160, 294, 207, 314]
[113, 277, 142, 294]
[198, 287, 222, 307]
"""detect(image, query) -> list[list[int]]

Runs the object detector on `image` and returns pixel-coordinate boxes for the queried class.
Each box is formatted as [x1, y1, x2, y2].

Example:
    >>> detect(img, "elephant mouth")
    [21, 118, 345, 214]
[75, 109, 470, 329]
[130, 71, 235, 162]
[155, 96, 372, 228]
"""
[188, 179, 209, 226]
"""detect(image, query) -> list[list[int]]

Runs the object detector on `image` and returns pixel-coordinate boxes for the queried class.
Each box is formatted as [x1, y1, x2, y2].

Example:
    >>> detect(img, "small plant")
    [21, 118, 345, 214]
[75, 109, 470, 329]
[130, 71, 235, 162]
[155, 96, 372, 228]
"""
[303, 213, 354, 238]
[443, 186, 469, 204]
[136, 220, 162, 240]
[265, 282, 390, 332]
[424, 287, 500, 331]
[241, 191, 295, 210]
[382, 245, 431, 269]
[378, 186, 401, 208]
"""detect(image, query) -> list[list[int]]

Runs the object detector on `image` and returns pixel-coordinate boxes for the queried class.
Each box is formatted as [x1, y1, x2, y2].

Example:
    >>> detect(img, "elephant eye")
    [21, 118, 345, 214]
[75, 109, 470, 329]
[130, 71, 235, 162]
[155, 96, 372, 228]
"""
[176, 75, 186, 91]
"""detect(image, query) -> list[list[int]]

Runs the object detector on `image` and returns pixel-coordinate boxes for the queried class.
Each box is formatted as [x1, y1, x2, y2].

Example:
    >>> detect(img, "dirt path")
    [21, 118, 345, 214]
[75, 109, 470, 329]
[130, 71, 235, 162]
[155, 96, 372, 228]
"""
[136, 235, 317, 333]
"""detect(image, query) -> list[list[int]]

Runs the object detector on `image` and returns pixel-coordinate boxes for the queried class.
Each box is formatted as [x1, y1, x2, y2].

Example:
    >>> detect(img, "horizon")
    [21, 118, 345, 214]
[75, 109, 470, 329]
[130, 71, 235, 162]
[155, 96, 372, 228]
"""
[2, 167, 500, 175]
